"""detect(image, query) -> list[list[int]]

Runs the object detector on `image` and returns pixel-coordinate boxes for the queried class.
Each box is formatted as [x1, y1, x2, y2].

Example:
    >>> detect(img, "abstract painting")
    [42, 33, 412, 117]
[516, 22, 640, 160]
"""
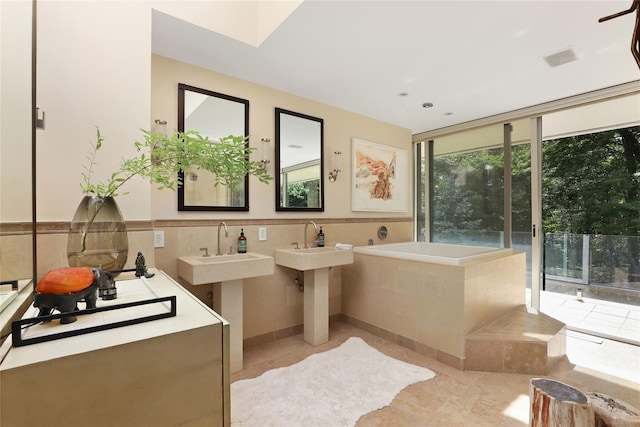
[351, 138, 408, 212]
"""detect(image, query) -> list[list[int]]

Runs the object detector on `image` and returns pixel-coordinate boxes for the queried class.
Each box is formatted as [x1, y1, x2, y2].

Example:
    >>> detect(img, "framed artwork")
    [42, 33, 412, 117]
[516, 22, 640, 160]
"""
[351, 138, 408, 212]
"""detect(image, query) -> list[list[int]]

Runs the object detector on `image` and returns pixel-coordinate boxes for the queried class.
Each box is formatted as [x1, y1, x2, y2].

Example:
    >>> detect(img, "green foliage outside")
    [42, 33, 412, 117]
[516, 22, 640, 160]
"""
[542, 126, 639, 284]
[431, 125, 639, 237]
[430, 125, 639, 284]
[432, 144, 532, 242]
[542, 126, 639, 236]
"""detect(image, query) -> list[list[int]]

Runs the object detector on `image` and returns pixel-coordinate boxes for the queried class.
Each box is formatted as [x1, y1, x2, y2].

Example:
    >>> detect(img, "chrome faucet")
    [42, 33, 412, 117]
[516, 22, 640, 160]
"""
[217, 221, 229, 255]
[303, 221, 318, 249]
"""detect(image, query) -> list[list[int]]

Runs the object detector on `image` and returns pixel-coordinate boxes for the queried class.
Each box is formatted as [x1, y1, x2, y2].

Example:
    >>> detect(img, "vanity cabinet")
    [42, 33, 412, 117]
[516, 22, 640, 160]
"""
[0, 270, 230, 427]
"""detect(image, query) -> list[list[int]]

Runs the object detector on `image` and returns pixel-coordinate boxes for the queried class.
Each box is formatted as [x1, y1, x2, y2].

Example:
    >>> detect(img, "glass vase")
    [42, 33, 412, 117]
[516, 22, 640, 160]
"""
[67, 196, 128, 272]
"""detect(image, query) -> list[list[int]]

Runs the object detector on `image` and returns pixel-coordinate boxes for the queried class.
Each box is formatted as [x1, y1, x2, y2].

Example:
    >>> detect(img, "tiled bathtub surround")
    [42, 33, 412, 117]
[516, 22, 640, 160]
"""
[465, 306, 566, 374]
[342, 250, 526, 368]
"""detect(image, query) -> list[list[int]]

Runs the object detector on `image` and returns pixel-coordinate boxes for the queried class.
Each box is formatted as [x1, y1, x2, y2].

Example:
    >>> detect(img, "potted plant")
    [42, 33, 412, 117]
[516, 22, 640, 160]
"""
[67, 127, 272, 271]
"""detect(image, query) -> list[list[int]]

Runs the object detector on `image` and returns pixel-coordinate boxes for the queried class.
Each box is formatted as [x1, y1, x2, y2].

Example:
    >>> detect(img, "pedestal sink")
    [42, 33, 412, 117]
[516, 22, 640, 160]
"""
[274, 247, 353, 346]
[177, 253, 274, 373]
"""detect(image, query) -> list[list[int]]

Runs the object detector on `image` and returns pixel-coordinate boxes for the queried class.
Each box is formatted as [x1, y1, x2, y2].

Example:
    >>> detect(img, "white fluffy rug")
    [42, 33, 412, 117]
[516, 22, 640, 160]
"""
[231, 337, 436, 427]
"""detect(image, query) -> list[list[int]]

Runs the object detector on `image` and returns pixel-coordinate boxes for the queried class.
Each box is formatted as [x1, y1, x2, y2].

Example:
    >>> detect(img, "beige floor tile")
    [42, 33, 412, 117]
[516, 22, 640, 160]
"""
[231, 321, 640, 426]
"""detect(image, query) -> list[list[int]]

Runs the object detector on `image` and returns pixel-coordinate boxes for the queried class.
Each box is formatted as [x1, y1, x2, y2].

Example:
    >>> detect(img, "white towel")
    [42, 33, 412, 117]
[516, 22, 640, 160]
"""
[335, 243, 353, 250]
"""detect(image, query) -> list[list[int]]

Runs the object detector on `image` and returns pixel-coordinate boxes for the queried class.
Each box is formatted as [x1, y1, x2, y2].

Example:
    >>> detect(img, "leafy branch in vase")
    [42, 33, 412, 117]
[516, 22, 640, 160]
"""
[81, 127, 272, 198]
[74, 127, 273, 255]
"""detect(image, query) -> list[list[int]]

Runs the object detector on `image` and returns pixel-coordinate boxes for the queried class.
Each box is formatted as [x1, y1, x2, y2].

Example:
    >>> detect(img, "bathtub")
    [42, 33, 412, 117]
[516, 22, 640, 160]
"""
[343, 241, 525, 368]
[353, 242, 513, 265]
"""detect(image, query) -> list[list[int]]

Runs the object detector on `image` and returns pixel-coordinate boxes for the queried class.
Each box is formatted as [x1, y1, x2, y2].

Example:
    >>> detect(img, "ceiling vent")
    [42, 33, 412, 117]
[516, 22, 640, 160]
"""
[543, 48, 578, 67]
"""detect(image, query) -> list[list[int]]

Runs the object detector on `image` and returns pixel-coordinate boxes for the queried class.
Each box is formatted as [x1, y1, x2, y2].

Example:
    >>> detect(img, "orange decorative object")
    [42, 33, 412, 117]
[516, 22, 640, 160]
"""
[36, 267, 95, 295]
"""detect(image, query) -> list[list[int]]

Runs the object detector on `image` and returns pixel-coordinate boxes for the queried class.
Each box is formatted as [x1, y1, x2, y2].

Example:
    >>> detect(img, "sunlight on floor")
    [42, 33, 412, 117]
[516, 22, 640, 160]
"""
[566, 331, 640, 384]
[502, 394, 530, 426]
[236, 321, 640, 426]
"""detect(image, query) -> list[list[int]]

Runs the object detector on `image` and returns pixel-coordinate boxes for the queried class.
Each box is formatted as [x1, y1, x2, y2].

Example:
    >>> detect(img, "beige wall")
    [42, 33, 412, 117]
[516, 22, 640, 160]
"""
[36, 2, 152, 222]
[1, 1, 33, 282]
[2, 1, 413, 342]
[1, 0, 32, 223]
[25, 49, 413, 341]
[149, 54, 413, 339]
[151, 54, 413, 220]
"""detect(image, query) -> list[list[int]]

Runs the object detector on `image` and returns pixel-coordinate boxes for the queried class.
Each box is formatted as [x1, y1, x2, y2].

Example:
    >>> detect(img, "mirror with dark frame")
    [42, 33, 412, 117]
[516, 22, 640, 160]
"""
[177, 83, 250, 211]
[275, 108, 324, 211]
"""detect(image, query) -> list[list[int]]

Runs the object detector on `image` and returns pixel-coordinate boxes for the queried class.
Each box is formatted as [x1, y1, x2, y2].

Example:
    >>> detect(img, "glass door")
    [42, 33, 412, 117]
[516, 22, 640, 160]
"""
[537, 94, 639, 343]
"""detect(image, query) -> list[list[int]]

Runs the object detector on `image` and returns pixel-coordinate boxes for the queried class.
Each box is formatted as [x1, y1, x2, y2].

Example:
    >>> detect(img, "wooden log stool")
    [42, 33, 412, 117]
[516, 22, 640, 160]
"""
[586, 392, 640, 427]
[530, 378, 594, 427]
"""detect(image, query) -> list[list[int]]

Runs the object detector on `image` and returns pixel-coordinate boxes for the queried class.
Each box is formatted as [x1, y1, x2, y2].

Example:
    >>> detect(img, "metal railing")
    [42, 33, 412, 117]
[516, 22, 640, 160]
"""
[545, 233, 640, 292]
[429, 230, 639, 293]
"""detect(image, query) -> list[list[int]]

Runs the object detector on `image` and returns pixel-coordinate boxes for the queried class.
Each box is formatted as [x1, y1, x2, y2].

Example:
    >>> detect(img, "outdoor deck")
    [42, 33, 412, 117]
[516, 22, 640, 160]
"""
[534, 286, 639, 345]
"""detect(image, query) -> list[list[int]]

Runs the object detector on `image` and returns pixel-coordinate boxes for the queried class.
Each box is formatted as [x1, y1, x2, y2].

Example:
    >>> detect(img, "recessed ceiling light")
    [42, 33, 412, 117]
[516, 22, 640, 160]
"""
[422, 102, 434, 108]
[543, 48, 578, 68]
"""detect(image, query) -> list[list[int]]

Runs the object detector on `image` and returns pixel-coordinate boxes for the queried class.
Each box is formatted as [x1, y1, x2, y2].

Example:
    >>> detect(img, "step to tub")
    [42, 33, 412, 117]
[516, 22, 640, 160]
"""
[465, 305, 566, 375]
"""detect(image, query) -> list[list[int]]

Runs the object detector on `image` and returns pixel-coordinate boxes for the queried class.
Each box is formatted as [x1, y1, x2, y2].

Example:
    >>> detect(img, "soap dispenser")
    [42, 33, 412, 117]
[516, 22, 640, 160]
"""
[238, 228, 247, 253]
[317, 226, 325, 247]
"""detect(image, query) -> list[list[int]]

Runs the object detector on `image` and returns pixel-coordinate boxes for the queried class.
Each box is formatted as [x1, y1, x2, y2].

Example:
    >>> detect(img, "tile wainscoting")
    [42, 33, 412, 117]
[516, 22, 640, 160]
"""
[22, 217, 411, 343]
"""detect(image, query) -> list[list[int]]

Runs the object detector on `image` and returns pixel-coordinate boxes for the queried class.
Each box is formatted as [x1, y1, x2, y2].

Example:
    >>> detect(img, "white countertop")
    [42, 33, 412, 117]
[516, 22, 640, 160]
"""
[1, 270, 225, 370]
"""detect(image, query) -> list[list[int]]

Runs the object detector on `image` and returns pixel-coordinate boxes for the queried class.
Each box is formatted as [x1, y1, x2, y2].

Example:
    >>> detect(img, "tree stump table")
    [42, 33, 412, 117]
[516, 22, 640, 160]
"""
[586, 392, 640, 427]
[530, 378, 594, 427]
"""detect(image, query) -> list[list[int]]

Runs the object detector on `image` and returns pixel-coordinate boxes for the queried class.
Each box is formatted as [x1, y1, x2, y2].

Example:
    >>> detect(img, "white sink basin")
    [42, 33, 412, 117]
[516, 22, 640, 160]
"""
[275, 247, 354, 271]
[177, 252, 274, 285]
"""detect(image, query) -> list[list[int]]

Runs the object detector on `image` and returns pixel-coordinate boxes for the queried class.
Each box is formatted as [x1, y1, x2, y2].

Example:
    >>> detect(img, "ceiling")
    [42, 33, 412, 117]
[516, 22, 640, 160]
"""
[152, 1, 640, 135]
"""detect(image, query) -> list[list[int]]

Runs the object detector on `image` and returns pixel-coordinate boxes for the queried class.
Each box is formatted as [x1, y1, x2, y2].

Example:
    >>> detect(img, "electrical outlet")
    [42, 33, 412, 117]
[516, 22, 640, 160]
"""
[154, 230, 165, 248]
[258, 227, 267, 241]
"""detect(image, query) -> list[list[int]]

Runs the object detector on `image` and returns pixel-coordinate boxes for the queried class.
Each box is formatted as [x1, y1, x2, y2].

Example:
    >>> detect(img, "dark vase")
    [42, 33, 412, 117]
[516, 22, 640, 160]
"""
[67, 196, 128, 271]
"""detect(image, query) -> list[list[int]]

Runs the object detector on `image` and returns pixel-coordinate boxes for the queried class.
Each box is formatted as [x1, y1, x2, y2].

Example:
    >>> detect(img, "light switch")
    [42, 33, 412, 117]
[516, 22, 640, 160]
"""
[258, 227, 267, 241]
[154, 230, 165, 248]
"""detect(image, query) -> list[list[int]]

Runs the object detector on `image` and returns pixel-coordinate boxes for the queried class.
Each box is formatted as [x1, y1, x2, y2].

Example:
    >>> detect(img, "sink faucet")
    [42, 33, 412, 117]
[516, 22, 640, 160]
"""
[217, 222, 229, 256]
[303, 221, 318, 249]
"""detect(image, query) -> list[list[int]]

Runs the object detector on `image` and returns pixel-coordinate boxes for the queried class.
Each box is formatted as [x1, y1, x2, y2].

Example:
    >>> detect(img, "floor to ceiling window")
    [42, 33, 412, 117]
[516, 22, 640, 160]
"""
[416, 123, 505, 245]
[414, 92, 639, 343]
[429, 124, 505, 248]
[416, 119, 532, 286]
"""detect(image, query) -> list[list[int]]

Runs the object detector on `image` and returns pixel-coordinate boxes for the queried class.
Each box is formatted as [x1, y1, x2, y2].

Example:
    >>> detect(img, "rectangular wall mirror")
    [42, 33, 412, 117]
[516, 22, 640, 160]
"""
[177, 83, 250, 211]
[275, 108, 324, 211]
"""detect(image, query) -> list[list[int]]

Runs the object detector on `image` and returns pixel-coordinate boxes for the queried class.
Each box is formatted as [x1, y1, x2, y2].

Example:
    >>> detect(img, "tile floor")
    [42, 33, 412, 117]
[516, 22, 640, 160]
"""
[233, 321, 640, 427]
[539, 290, 640, 345]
